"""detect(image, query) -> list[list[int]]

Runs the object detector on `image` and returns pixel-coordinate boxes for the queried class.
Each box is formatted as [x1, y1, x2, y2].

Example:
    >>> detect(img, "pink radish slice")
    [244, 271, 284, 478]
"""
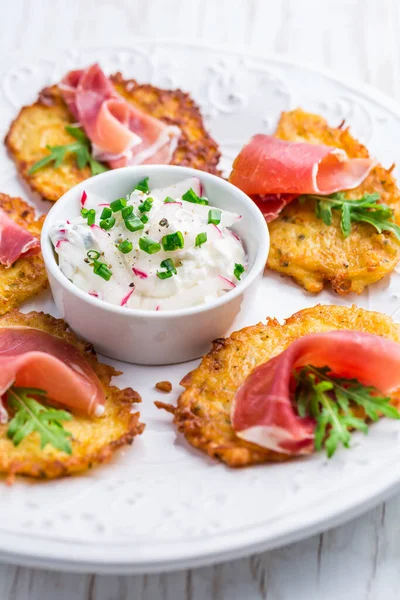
[132, 267, 148, 279]
[81, 190, 87, 206]
[121, 289, 135, 306]
[218, 275, 236, 289]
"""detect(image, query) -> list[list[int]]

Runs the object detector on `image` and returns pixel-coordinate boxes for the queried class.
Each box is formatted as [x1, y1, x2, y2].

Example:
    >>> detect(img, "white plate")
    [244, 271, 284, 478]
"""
[1, 40, 400, 574]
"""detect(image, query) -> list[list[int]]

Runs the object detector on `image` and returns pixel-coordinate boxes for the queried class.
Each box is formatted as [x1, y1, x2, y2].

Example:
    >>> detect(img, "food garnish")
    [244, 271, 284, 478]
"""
[29, 125, 108, 176]
[6, 387, 73, 454]
[161, 231, 185, 251]
[157, 258, 177, 280]
[300, 192, 400, 239]
[294, 365, 400, 457]
[182, 188, 209, 205]
[208, 209, 221, 225]
[139, 236, 161, 254]
[234, 263, 245, 280]
[195, 232, 207, 247]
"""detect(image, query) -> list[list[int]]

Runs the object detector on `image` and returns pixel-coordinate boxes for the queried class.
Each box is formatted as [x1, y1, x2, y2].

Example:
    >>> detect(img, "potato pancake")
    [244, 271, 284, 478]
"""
[0, 193, 47, 314]
[267, 109, 400, 294]
[0, 310, 144, 482]
[166, 305, 400, 467]
[5, 74, 221, 202]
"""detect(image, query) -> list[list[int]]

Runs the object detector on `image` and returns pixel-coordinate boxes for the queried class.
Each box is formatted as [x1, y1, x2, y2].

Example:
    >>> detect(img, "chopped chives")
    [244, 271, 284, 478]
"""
[164, 196, 176, 203]
[195, 232, 207, 247]
[110, 197, 127, 212]
[139, 236, 161, 254]
[208, 208, 221, 225]
[182, 188, 209, 205]
[134, 177, 149, 193]
[87, 209, 96, 226]
[100, 216, 116, 230]
[118, 240, 133, 254]
[140, 214, 149, 224]
[157, 270, 173, 280]
[161, 231, 184, 251]
[160, 258, 177, 274]
[138, 197, 153, 213]
[87, 249, 100, 260]
[93, 260, 112, 281]
[121, 205, 133, 219]
[125, 216, 144, 232]
[100, 206, 112, 219]
[81, 208, 89, 217]
[234, 263, 245, 280]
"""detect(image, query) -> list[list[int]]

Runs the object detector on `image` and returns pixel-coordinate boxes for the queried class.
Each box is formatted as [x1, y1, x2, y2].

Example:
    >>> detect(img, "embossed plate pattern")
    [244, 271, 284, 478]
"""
[1, 40, 400, 573]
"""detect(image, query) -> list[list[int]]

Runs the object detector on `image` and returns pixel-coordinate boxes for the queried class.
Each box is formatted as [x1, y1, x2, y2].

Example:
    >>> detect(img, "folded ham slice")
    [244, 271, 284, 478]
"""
[231, 330, 400, 455]
[229, 134, 375, 217]
[0, 210, 40, 268]
[60, 64, 180, 168]
[0, 327, 105, 423]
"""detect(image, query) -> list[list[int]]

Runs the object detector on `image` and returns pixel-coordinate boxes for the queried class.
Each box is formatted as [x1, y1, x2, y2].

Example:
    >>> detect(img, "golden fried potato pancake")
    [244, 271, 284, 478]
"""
[168, 305, 400, 467]
[267, 109, 400, 294]
[0, 193, 47, 315]
[5, 75, 221, 202]
[0, 310, 144, 482]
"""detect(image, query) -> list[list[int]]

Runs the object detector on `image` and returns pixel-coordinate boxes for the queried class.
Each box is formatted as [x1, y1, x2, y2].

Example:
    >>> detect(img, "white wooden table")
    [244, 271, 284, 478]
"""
[2, 0, 400, 598]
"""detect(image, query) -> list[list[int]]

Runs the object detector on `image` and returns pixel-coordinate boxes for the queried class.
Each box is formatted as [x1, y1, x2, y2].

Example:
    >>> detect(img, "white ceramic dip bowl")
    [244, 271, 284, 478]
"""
[41, 165, 269, 365]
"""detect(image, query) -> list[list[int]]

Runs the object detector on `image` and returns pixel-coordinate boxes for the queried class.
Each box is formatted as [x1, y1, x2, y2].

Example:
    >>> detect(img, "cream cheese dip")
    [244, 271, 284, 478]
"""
[50, 176, 247, 311]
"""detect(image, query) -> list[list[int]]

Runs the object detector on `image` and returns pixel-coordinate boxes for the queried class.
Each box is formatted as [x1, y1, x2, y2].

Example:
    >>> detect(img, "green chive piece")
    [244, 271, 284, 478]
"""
[100, 217, 116, 230]
[208, 208, 221, 225]
[140, 214, 149, 224]
[160, 258, 177, 274]
[138, 197, 153, 213]
[139, 236, 161, 254]
[134, 177, 149, 193]
[100, 206, 112, 219]
[182, 188, 209, 205]
[87, 209, 96, 226]
[195, 232, 207, 247]
[161, 231, 184, 251]
[157, 270, 173, 280]
[87, 250, 100, 260]
[118, 240, 133, 254]
[93, 260, 112, 281]
[234, 263, 245, 280]
[164, 196, 176, 203]
[110, 198, 127, 212]
[124, 216, 144, 232]
[121, 205, 133, 219]
[81, 208, 89, 217]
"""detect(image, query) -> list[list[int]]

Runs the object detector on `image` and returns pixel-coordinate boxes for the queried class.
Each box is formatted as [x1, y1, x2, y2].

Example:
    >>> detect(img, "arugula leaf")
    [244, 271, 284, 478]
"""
[6, 387, 73, 454]
[294, 365, 400, 457]
[299, 192, 400, 240]
[29, 126, 108, 177]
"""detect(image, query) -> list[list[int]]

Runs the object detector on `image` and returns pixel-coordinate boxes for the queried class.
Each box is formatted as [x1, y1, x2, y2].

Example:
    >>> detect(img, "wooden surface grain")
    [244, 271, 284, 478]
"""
[2, 0, 400, 598]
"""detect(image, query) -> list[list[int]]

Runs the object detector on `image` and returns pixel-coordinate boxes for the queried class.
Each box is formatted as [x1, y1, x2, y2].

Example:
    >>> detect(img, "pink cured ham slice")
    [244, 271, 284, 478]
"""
[0, 327, 105, 422]
[251, 194, 298, 222]
[0, 210, 40, 268]
[229, 134, 375, 197]
[60, 64, 180, 168]
[231, 330, 400, 455]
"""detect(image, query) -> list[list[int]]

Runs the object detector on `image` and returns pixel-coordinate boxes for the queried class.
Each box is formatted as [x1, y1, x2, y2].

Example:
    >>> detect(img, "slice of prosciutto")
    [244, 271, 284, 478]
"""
[231, 330, 400, 456]
[229, 134, 375, 217]
[60, 63, 181, 168]
[0, 210, 40, 268]
[251, 193, 298, 223]
[0, 327, 105, 423]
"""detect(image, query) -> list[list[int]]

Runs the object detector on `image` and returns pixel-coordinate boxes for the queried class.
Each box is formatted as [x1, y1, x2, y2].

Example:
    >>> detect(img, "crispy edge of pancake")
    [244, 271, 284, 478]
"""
[0, 193, 47, 315]
[5, 75, 221, 203]
[164, 305, 400, 467]
[0, 310, 145, 483]
[267, 109, 400, 295]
